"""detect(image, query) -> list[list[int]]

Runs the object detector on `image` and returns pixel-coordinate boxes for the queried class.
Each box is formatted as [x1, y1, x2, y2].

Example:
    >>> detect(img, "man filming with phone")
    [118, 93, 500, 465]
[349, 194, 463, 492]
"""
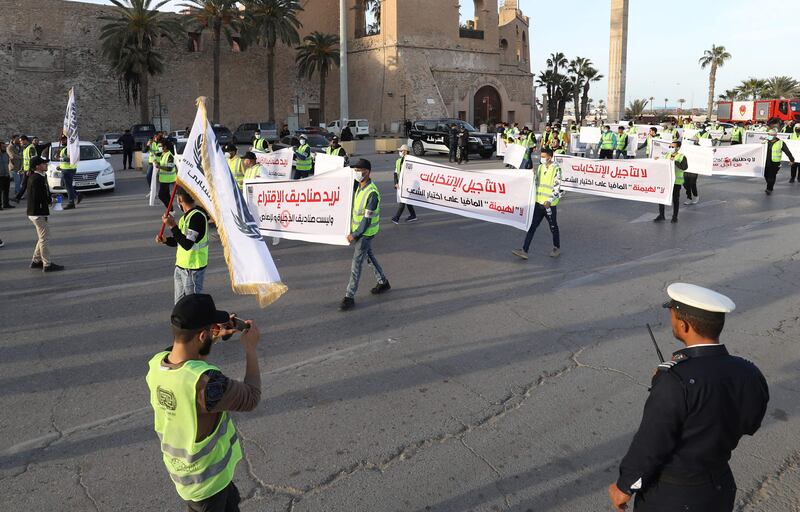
[146, 294, 261, 512]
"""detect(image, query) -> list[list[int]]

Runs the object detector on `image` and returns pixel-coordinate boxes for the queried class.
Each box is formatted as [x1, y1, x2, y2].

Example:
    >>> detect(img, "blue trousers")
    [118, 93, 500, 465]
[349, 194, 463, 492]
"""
[345, 236, 386, 298]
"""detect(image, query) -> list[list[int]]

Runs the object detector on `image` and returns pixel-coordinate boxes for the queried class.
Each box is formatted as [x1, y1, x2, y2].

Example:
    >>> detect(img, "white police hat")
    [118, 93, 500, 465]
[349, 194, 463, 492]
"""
[663, 283, 736, 315]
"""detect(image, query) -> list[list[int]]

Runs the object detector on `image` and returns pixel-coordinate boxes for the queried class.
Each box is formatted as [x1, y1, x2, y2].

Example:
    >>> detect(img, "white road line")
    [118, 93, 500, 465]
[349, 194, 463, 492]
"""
[557, 248, 683, 290]
[0, 338, 400, 457]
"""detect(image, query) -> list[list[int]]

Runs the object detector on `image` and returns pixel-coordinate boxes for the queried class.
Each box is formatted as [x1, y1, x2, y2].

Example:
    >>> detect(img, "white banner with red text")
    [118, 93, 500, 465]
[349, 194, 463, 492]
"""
[398, 156, 535, 231]
[244, 167, 353, 246]
[253, 148, 293, 180]
[649, 140, 765, 177]
[554, 155, 675, 205]
[744, 131, 790, 145]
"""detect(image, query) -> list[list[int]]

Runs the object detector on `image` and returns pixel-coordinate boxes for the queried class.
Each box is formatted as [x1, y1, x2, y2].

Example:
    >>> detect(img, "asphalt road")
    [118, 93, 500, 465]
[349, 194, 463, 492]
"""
[1, 147, 799, 512]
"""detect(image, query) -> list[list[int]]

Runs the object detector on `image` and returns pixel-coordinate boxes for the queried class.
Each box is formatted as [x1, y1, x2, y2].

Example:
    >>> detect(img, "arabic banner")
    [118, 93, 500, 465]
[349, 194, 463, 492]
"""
[744, 131, 790, 145]
[244, 167, 353, 246]
[554, 155, 675, 205]
[398, 155, 535, 231]
[648, 139, 673, 160]
[579, 127, 601, 144]
[254, 148, 293, 180]
[682, 143, 765, 177]
[314, 153, 346, 175]
[503, 142, 527, 169]
[783, 140, 800, 163]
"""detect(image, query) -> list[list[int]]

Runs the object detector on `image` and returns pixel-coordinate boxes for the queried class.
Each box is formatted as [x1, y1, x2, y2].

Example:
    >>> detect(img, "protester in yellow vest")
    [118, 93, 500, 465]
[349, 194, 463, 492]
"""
[391, 145, 418, 224]
[241, 151, 261, 181]
[599, 125, 617, 159]
[341, 158, 390, 311]
[731, 123, 745, 145]
[654, 140, 688, 223]
[252, 130, 270, 152]
[512, 147, 561, 260]
[12, 135, 37, 203]
[615, 126, 629, 159]
[790, 124, 800, 183]
[294, 135, 313, 179]
[156, 187, 210, 303]
[764, 128, 794, 195]
[326, 136, 348, 160]
[225, 144, 244, 189]
[155, 140, 177, 209]
[146, 133, 162, 192]
[146, 293, 261, 510]
[57, 134, 82, 210]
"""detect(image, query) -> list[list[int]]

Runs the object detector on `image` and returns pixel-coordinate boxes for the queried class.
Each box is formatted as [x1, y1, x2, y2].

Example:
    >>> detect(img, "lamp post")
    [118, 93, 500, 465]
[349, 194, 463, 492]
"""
[339, 0, 349, 132]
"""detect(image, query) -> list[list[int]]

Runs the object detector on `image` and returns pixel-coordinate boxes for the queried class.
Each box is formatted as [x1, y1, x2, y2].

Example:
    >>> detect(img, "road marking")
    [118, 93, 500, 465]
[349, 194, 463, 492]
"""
[557, 248, 683, 290]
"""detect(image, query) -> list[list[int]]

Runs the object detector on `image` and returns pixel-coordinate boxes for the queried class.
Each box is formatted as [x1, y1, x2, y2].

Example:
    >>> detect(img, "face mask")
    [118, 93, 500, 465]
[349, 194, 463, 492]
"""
[667, 148, 676, 154]
[770, 135, 777, 140]
[354, 170, 366, 182]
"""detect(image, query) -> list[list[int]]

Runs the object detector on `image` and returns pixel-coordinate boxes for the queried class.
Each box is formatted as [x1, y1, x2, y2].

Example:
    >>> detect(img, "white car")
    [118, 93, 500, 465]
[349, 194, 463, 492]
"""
[326, 119, 370, 139]
[46, 142, 116, 193]
[97, 133, 122, 153]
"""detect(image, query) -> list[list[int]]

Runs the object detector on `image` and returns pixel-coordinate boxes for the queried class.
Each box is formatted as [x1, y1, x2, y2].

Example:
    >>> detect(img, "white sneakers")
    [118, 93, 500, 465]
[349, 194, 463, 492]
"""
[684, 196, 700, 205]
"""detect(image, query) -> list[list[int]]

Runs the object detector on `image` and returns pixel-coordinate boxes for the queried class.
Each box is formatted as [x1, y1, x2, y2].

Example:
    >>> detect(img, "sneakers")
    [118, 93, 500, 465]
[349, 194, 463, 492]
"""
[272, 237, 280, 246]
[405, 216, 418, 223]
[512, 249, 529, 260]
[339, 297, 355, 311]
[391, 217, 400, 225]
[30, 260, 43, 269]
[653, 215, 666, 222]
[43, 263, 65, 272]
[371, 281, 391, 295]
[550, 247, 561, 258]
[671, 217, 678, 223]
[63, 203, 75, 210]
[692, 196, 699, 205]
[684, 198, 694, 205]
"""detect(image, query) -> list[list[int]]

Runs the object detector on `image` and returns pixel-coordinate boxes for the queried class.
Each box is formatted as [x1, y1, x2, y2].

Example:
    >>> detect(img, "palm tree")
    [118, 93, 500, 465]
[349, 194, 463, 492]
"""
[678, 98, 686, 115]
[580, 64, 602, 122]
[597, 99, 606, 120]
[625, 99, 648, 119]
[536, 69, 559, 122]
[738, 78, 767, 100]
[719, 89, 742, 101]
[242, 0, 303, 123]
[699, 44, 732, 117]
[295, 32, 340, 126]
[99, 0, 182, 123]
[763, 76, 800, 99]
[568, 57, 586, 123]
[181, 0, 242, 122]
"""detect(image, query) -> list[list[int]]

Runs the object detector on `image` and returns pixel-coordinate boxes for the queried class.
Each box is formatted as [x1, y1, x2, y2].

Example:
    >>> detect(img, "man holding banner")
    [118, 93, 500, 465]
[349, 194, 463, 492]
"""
[788, 125, 800, 183]
[654, 141, 687, 223]
[512, 147, 561, 260]
[764, 129, 794, 195]
[341, 159, 390, 311]
[391, 145, 418, 224]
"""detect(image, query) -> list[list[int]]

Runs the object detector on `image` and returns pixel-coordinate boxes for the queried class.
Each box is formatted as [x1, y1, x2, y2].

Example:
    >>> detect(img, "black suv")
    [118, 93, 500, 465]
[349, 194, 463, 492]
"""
[131, 123, 156, 150]
[408, 119, 495, 159]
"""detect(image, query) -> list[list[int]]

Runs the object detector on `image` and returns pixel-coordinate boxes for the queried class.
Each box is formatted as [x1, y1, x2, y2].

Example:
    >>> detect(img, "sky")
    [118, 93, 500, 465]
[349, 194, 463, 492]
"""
[72, 0, 800, 109]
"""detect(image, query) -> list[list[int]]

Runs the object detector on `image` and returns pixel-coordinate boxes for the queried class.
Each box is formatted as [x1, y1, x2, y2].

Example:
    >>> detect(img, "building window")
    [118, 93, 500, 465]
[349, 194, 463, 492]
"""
[355, 0, 380, 38]
[188, 32, 201, 52]
[499, 38, 508, 50]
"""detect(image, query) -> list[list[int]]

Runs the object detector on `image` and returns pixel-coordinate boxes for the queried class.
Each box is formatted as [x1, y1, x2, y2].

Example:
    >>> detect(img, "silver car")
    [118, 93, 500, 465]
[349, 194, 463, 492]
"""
[97, 133, 122, 153]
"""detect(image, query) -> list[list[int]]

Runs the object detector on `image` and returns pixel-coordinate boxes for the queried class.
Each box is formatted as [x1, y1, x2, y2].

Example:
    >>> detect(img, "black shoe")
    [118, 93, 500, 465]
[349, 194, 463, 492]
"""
[3, 204, 14, 208]
[76, 193, 83, 205]
[339, 297, 355, 311]
[63, 203, 75, 210]
[790, 179, 795, 183]
[371, 281, 391, 295]
[0, 239, 4, 247]
[43, 263, 65, 272]
[12, 197, 20, 203]
[30, 260, 44, 269]
[765, 189, 772, 195]
[391, 217, 399, 225]
[405, 216, 418, 223]
[653, 216, 666, 222]
[671, 218, 678, 223]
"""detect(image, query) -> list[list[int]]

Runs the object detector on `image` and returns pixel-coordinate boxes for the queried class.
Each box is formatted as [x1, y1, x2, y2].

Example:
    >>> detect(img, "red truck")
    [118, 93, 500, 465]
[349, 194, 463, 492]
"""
[717, 99, 800, 124]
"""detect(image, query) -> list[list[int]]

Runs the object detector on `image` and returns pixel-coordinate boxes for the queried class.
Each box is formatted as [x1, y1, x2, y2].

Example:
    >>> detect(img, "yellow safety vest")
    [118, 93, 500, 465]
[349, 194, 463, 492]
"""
[59, 147, 77, 170]
[664, 152, 685, 185]
[295, 144, 312, 171]
[227, 156, 244, 188]
[600, 131, 615, 150]
[351, 181, 380, 237]
[395, 157, 403, 176]
[253, 137, 268, 151]
[175, 209, 209, 269]
[22, 144, 37, 172]
[326, 146, 345, 157]
[731, 127, 744, 142]
[146, 352, 241, 502]
[535, 162, 561, 206]
[158, 151, 177, 183]
[149, 141, 160, 163]
[770, 140, 784, 163]
[243, 163, 261, 181]
[616, 133, 628, 150]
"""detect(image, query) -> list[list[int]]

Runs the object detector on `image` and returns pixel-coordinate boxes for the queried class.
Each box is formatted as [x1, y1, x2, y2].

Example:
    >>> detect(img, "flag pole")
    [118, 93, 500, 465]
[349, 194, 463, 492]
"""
[157, 184, 179, 239]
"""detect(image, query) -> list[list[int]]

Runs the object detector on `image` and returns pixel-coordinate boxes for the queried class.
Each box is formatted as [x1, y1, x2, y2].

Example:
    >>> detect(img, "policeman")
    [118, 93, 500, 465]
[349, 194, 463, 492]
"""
[252, 129, 269, 152]
[326, 136, 348, 162]
[790, 124, 800, 183]
[512, 147, 561, 260]
[730, 122, 745, 145]
[156, 139, 177, 209]
[146, 293, 261, 511]
[391, 145, 418, 224]
[156, 187, 210, 303]
[763, 128, 794, 194]
[294, 135, 313, 179]
[654, 140, 687, 223]
[615, 126, 629, 159]
[12, 135, 37, 203]
[609, 283, 769, 512]
[449, 123, 459, 163]
[340, 158, 390, 311]
[599, 125, 616, 159]
[57, 135, 81, 209]
[225, 144, 244, 189]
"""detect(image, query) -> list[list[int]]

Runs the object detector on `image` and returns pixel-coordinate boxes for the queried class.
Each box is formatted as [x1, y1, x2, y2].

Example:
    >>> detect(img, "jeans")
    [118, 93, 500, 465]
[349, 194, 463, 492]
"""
[522, 203, 559, 252]
[61, 169, 77, 203]
[790, 163, 799, 181]
[449, 145, 457, 162]
[13, 171, 22, 195]
[659, 184, 682, 219]
[615, 149, 627, 159]
[30, 217, 51, 266]
[15, 172, 29, 200]
[684, 172, 698, 199]
[174, 266, 206, 304]
[0, 176, 10, 207]
[345, 235, 386, 299]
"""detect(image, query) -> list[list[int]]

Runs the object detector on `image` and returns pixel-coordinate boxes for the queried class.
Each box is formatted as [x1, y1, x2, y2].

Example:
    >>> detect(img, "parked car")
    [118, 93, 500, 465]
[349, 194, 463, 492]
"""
[168, 130, 188, 139]
[408, 119, 495, 159]
[212, 124, 233, 146]
[45, 142, 115, 193]
[96, 133, 122, 153]
[233, 122, 278, 144]
[272, 133, 330, 154]
[326, 119, 370, 139]
[131, 123, 156, 150]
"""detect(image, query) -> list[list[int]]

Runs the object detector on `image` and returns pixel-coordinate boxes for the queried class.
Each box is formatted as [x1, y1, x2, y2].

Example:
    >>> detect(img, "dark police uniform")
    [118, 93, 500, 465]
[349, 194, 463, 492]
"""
[617, 344, 769, 511]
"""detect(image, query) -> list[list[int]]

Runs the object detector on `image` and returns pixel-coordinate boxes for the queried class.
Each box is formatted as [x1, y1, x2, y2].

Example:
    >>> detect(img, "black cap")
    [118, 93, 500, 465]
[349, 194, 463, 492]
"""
[242, 151, 257, 161]
[170, 294, 229, 330]
[30, 155, 49, 167]
[225, 143, 237, 153]
[331, 136, 339, 142]
[351, 158, 371, 171]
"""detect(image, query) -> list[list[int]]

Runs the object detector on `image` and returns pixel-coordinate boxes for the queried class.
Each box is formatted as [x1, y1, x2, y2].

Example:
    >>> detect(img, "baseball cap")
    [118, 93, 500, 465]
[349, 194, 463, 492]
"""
[350, 158, 372, 171]
[30, 156, 49, 167]
[170, 294, 230, 330]
[242, 151, 257, 161]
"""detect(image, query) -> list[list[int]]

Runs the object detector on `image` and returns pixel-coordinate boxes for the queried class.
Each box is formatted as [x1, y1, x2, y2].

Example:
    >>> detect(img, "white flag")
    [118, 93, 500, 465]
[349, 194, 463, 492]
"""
[179, 98, 287, 307]
[62, 87, 80, 165]
[176, 110, 214, 213]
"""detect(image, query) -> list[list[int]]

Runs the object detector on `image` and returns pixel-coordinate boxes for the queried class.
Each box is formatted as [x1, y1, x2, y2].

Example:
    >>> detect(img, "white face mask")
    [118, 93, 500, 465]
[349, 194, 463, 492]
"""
[353, 170, 366, 182]
[667, 147, 676, 154]
[399, 151, 406, 157]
